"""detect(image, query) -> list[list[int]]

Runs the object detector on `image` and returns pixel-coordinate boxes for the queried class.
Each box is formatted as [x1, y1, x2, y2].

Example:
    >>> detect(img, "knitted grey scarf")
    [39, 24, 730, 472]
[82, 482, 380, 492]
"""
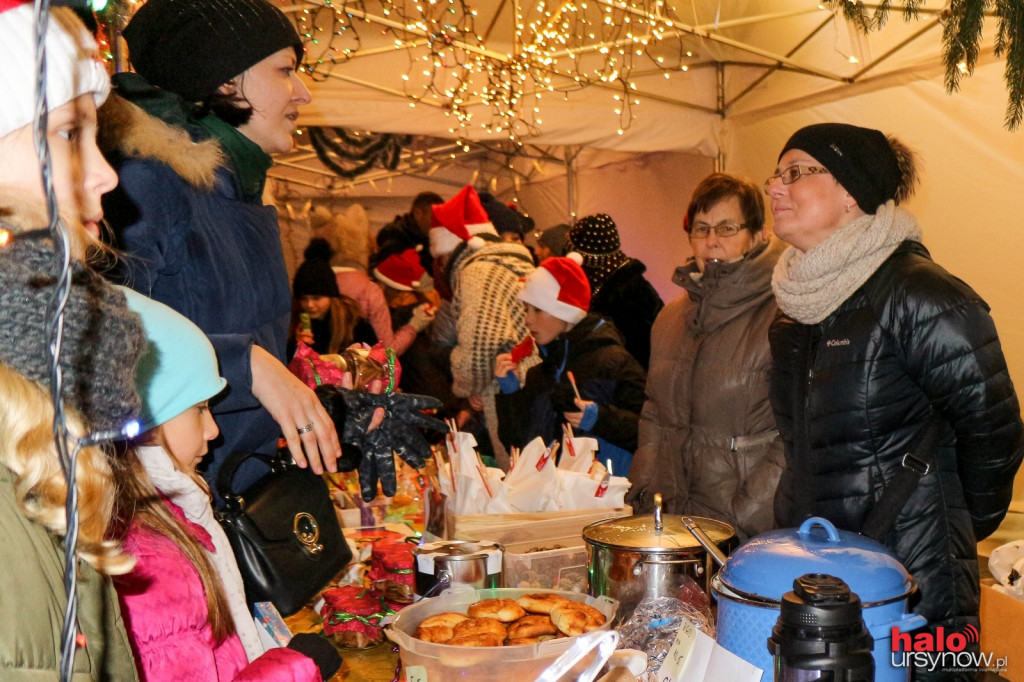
[772, 201, 923, 324]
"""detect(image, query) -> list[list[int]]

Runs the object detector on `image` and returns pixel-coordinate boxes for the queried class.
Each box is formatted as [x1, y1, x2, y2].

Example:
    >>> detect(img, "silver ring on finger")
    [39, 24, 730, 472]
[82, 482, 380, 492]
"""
[297, 422, 315, 435]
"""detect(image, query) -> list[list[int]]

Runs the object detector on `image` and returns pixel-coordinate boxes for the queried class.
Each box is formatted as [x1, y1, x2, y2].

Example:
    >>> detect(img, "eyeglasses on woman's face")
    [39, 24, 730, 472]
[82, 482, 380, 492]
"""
[763, 165, 831, 194]
[689, 221, 746, 239]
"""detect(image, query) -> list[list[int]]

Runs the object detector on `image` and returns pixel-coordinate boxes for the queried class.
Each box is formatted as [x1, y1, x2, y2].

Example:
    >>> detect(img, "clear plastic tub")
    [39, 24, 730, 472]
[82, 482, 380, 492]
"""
[502, 537, 589, 593]
[386, 586, 618, 681]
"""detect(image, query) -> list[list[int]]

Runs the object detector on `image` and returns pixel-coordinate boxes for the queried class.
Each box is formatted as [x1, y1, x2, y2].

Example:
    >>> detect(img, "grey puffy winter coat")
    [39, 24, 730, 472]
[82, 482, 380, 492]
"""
[628, 238, 785, 539]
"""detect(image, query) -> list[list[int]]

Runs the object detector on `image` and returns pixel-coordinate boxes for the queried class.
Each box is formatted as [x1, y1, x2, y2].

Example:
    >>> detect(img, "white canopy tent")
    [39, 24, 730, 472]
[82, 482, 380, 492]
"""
[267, 1, 1024, 503]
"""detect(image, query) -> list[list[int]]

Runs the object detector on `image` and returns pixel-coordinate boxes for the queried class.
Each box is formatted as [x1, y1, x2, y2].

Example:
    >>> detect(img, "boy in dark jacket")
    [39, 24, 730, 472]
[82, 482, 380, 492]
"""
[494, 254, 647, 475]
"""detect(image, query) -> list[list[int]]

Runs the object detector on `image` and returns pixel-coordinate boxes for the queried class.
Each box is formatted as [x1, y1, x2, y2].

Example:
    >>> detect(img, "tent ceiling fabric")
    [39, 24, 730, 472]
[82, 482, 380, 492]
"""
[272, 0, 968, 193]
[283, 0, 963, 146]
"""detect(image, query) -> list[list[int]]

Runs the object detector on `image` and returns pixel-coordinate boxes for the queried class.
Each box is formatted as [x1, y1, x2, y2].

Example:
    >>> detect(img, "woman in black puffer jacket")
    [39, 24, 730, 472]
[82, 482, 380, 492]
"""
[765, 123, 1023, 682]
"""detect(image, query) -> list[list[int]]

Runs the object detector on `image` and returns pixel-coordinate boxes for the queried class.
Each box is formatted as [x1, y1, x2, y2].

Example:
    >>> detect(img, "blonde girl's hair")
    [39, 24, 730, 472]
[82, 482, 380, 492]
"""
[327, 296, 361, 354]
[108, 440, 235, 643]
[0, 362, 133, 575]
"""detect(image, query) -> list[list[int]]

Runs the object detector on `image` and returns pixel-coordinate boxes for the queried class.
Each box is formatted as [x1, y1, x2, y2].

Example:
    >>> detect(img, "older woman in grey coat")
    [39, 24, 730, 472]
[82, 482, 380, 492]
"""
[627, 173, 785, 540]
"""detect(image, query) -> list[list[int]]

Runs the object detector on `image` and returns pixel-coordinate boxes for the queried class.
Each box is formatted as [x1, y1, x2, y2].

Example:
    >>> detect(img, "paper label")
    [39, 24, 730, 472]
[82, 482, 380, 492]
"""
[657, 623, 763, 682]
[405, 665, 428, 682]
[656, 619, 698, 681]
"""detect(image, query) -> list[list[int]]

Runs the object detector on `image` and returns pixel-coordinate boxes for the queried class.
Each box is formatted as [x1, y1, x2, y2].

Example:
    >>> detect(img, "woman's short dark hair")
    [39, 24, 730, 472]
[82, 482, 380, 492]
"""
[199, 81, 253, 127]
[684, 172, 765, 234]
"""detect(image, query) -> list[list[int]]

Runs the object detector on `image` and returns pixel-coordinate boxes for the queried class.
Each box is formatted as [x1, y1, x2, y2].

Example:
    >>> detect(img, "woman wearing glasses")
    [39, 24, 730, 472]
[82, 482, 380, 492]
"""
[766, 123, 1022, 681]
[627, 173, 786, 540]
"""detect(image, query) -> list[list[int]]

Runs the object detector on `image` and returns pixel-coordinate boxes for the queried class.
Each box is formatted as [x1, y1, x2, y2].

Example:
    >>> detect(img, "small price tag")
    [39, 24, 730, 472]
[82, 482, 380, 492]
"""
[405, 664, 428, 682]
[657, 620, 697, 681]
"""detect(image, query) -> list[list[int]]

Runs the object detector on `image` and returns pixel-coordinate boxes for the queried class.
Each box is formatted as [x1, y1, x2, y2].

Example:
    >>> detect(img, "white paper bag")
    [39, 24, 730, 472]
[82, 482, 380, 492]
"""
[505, 437, 561, 512]
[558, 436, 599, 474]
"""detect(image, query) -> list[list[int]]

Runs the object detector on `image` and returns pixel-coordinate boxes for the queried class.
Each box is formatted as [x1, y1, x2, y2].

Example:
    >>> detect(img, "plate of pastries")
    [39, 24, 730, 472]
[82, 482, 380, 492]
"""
[413, 592, 608, 647]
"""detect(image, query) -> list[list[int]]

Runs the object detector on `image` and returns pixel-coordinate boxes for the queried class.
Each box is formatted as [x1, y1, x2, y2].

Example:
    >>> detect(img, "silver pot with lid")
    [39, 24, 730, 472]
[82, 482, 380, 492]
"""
[582, 493, 736, 618]
[412, 540, 503, 598]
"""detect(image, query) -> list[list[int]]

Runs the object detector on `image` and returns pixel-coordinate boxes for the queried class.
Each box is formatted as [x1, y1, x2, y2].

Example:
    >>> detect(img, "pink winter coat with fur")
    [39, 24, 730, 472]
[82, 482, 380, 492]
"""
[334, 267, 417, 355]
[114, 501, 319, 681]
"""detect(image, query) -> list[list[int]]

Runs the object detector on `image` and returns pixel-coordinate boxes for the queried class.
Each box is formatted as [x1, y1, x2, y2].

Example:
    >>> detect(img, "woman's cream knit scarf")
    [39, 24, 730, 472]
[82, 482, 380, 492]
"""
[772, 201, 923, 324]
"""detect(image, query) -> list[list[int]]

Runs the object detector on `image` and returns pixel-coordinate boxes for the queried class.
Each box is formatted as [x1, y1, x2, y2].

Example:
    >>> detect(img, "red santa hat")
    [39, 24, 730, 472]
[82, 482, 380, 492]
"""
[428, 185, 498, 258]
[518, 252, 591, 324]
[372, 247, 429, 291]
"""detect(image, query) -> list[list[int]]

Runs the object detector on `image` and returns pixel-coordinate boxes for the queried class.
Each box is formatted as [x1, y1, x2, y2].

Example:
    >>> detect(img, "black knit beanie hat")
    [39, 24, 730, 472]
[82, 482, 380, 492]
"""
[0, 235, 145, 433]
[294, 238, 341, 298]
[478, 192, 524, 238]
[567, 213, 630, 291]
[779, 123, 902, 214]
[123, 0, 303, 102]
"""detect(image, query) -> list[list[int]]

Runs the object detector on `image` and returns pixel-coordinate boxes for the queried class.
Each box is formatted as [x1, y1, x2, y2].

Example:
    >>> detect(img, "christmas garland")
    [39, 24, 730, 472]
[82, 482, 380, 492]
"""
[307, 127, 412, 180]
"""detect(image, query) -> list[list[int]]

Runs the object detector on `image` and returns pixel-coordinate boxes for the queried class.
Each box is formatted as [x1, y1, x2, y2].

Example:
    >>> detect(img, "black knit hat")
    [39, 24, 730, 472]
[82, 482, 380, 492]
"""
[567, 213, 630, 292]
[294, 238, 341, 298]
[0, 235, 145, 433]
[123, 0, 302, 102]
[478, 192, 524, 238]
[780, 123, 902, 214]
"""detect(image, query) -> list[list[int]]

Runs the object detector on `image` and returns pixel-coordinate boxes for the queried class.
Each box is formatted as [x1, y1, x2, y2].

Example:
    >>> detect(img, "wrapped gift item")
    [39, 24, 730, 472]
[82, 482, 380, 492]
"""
[369, 541, 416, 605]
[320, 585, 395, 648]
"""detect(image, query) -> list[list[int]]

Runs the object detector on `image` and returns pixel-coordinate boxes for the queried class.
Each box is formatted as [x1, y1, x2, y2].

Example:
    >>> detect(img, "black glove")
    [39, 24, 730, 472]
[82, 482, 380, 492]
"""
[316, 385, 364, 472]
[315, 386, 446, 501]
[287, 632, 342, 681]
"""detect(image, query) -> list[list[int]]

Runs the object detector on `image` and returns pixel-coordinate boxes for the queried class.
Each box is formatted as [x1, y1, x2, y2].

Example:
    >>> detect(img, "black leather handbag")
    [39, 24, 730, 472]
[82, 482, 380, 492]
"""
[216, 449, 352, 616]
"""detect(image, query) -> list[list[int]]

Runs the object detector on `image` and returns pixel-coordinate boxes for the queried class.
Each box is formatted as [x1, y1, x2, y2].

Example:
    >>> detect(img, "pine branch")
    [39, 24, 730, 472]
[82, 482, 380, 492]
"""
[833, 0, 1024, 130]
[996, 0, 1024, 129]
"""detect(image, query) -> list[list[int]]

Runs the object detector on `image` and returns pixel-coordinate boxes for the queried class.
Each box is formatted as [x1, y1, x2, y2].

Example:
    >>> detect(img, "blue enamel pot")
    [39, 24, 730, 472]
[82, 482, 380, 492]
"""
[711, 517, 926, 681]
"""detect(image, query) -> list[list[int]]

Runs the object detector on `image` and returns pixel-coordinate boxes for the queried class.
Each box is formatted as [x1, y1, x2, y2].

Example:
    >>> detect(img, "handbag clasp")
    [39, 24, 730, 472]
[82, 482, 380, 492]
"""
[293, 512, 323, 554]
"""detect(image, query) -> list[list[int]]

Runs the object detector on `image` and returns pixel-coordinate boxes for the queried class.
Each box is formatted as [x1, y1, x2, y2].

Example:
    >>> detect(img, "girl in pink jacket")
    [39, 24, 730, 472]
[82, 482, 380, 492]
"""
[112, 292, 340, 681]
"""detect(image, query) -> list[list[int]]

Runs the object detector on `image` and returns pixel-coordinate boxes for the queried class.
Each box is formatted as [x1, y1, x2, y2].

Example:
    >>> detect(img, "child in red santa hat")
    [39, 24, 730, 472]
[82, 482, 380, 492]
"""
[493, 253, 647, 475]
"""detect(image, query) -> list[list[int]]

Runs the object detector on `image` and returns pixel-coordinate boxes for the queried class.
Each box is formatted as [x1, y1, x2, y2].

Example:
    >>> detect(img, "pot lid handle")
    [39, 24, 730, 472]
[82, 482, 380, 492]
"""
[653, 493, 663, 532]
[798, 517, 842, 542]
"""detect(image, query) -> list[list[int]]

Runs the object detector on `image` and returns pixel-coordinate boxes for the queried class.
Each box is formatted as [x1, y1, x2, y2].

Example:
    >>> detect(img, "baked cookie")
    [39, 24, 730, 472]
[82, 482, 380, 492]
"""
[507, 614, 558, 639]
[517, 593, 572, 615]
[505, 637, 540, 646]
[418, 612, 469, 629]
[549, 603, 589, 636]
[447, 633, 503, 647]
[452, 617, 508, 640]
[467, 597, 526, 622]
[413, 624, 454, 643]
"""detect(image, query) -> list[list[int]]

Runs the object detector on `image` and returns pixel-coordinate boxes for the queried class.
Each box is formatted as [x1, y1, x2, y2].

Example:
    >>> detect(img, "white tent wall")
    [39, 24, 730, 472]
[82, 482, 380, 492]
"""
[723, 57, 1024, 507]
[513, 150, 714, 302]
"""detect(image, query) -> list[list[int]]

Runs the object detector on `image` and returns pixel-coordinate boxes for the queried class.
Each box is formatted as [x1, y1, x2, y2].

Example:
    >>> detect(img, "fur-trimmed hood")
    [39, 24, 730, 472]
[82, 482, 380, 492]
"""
[98, 92, 223, 191]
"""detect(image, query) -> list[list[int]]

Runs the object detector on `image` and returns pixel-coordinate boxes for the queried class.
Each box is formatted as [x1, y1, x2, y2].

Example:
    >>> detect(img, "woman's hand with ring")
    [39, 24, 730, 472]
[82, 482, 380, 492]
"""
[250, 345, 341, 475]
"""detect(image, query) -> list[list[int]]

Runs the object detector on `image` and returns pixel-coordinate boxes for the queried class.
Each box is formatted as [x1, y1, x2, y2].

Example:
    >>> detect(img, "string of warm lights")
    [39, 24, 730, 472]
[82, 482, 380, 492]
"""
[291, 0, 698, 141]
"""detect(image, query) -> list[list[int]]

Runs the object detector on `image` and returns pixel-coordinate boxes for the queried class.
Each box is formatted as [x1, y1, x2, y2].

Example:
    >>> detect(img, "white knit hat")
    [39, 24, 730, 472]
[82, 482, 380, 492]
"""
[428, 185, 498, 258]
[0, 3, 110, 139]
[518, 252, 591, 324]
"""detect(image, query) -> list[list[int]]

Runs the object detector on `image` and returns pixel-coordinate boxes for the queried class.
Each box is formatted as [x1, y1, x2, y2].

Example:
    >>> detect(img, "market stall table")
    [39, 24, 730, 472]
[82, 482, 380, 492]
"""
[286, 604, 401, 682]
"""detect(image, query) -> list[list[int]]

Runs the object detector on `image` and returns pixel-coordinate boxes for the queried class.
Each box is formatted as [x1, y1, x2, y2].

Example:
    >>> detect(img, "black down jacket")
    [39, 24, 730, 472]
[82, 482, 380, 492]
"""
[769, 241, 1023, 679]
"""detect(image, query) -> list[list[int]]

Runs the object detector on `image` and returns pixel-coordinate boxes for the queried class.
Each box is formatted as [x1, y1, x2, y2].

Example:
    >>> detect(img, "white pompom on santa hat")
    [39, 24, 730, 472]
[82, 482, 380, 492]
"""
[518, 252, 591, 324]
[428, 185, 498, 258]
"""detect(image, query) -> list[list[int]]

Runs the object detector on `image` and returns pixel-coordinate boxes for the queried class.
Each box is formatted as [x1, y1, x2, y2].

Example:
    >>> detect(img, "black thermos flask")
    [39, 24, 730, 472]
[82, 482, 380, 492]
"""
[767, 573, 875, 681]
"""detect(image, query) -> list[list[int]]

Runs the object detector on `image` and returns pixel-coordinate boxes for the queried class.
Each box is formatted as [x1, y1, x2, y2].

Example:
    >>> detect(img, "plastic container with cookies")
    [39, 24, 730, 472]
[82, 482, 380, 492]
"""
[386, 586, 618, 681]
